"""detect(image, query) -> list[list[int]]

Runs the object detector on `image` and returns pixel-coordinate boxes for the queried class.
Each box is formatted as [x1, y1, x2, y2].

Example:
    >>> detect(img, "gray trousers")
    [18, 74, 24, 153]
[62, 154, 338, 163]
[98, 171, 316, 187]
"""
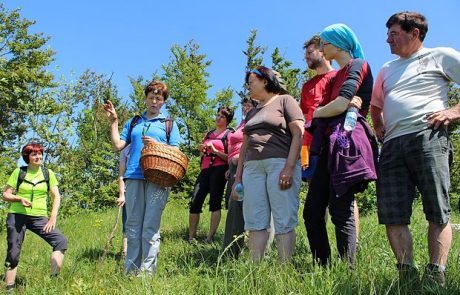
[222, 162, 245, 258]
[124, 179, 169, 274]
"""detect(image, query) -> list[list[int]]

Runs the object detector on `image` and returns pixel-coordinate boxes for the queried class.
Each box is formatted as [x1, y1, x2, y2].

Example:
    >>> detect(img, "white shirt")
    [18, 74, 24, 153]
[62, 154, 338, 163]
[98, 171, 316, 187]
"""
[371, 47, 460, 142]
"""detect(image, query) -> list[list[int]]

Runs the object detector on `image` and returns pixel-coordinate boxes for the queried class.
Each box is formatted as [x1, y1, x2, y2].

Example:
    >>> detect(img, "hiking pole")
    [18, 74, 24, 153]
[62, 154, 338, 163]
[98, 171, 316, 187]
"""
[101, 205, 122, 260]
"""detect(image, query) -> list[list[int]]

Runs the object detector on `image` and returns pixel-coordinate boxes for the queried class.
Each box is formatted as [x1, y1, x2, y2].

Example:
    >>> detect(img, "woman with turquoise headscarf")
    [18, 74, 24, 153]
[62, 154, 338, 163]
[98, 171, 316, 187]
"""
[303, 23, 377, 268]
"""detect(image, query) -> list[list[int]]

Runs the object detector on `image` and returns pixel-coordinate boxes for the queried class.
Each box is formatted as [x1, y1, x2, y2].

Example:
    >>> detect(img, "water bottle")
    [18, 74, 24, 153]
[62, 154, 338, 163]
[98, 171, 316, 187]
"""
[235, 183, 244, 201]
[343, 107, 358, 132]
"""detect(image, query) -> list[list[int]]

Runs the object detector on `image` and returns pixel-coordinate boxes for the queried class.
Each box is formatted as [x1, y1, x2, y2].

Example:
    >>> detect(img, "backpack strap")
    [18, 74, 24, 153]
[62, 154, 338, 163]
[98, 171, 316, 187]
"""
[160, 118, 174, 145]
[127, 115, 142, 143]
[41, 165, 50, 192]
[221, 128, 234, 154]
[16, 166, 50, 192]
[16, 166, 28, 192]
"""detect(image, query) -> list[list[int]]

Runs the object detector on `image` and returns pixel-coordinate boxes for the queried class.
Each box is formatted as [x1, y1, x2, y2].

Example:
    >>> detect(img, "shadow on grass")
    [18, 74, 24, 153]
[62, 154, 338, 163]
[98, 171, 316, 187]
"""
[76, 247, 123, 262]
[331, 274, 458, 295]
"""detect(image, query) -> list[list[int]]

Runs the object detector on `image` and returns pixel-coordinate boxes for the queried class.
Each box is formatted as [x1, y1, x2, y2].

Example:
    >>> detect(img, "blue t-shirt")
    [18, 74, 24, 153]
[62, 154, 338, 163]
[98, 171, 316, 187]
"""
[120, 112, 180, 179]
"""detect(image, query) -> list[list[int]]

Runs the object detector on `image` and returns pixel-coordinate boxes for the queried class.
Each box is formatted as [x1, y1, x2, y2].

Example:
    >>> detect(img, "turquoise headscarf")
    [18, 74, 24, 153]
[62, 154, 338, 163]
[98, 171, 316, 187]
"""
[320, 23, 365, 60]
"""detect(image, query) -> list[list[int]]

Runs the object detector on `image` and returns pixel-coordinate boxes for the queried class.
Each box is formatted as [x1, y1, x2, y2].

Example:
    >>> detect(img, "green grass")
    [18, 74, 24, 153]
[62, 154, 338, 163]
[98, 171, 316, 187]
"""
[0, 197, 459, 294]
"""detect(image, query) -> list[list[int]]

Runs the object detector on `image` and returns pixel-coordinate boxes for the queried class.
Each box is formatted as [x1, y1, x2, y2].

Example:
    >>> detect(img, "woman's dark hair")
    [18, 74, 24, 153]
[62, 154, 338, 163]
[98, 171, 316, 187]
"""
[245, 66, 288, 95]
[242, 97, 258, 107]
[144, 80, 169, 100]
[21, 142, 44, 164]
[217, 106, 234, 125]
[386, 11, 428, 42]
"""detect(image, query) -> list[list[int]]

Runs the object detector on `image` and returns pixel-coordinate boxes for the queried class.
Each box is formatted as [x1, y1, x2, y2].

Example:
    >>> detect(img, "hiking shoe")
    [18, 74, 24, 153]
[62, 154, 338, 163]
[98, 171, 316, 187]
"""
[6, 284, 15, 294]
[397, 263, 420, 294]
[422, 263, 446, 287]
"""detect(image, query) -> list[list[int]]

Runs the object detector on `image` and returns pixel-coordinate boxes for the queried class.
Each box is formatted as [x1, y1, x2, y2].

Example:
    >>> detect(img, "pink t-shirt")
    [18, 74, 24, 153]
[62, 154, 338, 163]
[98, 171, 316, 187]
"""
[201, 129, 229, 169]
[227, 121, 245, 162]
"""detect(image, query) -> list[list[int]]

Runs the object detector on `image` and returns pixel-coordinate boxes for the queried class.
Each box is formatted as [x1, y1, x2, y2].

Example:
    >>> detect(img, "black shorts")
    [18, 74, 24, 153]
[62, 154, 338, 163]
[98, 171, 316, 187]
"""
[189, 165, 228, 213]
[5, 213, 68, 269]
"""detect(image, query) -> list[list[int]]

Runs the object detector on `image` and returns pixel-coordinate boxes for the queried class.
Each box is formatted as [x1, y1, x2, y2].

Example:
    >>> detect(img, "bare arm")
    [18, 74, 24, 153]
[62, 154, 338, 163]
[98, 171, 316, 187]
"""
[313, 96, 362, 118]
[427, 102, 460, 129]
[3, 186, 32, 207]
[103, 100, 127, 151]
[234, 134, 248, 184]
[117, 156, 127, 207]
[279, 119, 304, 190]
[43, 185, 61, 233]
[207, 142, 228, 162]
[231, 134, 248, 200]
[370, 105, 385, 143]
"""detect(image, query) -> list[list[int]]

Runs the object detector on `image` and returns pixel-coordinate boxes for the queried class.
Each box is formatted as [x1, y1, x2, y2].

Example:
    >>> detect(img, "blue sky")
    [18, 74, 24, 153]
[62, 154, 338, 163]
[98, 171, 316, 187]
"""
[4, 1, 460, 108]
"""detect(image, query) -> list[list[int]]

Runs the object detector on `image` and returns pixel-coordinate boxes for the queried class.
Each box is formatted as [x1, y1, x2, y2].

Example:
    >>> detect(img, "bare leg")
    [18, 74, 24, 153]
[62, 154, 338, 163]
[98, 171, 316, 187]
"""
[206, 210, 221, 242]
[354, 201, 360, 241]
[266, 214, 275, 251]
[51, 250, 64, 275]
[4, 267, 17, 286]
[428, 221, 452, 266]
[248, 230, 269, 262]
[386, 224, 413, 265]
[122, 235, 128, 257]
[276, 230, 296, 262]
[188, 213, 200, 240]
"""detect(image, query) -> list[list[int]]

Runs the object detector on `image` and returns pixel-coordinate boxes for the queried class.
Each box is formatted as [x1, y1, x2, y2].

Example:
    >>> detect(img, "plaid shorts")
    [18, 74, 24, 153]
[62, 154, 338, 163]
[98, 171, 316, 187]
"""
[377, 128, 452, 225]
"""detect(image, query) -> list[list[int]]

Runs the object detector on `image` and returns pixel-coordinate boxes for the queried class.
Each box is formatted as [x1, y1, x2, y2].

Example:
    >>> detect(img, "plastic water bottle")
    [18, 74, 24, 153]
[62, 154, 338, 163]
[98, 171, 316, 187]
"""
[343, 107, 358, 132]
[235, 183, 244, 201]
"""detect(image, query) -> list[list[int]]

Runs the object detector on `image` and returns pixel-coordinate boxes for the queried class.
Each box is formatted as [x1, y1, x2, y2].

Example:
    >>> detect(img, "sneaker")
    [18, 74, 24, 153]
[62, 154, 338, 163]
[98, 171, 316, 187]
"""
[6, 284, 15, 294]
[397, 263, 420, 293]
[422, 263, 446, 287]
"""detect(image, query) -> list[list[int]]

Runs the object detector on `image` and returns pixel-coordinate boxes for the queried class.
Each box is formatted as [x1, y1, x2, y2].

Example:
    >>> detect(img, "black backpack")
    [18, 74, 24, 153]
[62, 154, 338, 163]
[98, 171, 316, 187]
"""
[16, 166, 50, 192]
[128, 115, 174, 144]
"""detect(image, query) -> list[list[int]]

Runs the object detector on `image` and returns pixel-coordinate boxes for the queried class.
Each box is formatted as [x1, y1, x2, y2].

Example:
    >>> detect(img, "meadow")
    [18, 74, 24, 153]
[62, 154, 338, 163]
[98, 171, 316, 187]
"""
[0, 198, 459, 295]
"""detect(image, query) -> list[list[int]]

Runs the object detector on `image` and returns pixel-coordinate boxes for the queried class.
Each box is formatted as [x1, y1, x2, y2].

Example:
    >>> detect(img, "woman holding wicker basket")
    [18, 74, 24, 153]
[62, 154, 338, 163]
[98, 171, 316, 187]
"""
[103, 80, 181, 276]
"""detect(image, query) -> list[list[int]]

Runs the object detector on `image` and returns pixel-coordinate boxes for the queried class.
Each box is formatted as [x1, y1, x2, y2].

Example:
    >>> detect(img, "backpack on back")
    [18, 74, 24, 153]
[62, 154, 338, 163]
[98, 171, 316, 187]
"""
[16, 166, 50, 192]
[128, 115, 174, 144]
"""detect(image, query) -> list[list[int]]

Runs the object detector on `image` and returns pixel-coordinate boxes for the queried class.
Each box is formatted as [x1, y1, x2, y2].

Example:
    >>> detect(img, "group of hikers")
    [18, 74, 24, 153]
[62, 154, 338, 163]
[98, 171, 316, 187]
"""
[2, 11, 460, 292]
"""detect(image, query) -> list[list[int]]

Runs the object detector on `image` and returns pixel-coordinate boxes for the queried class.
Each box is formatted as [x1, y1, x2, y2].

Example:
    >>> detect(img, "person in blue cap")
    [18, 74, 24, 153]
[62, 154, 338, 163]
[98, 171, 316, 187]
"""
[304, 23, 377, 269]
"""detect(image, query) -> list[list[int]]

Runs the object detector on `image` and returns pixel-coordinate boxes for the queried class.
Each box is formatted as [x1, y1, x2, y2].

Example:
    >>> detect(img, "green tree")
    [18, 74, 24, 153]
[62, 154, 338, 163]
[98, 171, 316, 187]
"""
[56, 71, 131, 212]
[162, 40, 233, 155]
[238, 30, 266, 100]
[271, 47, 302, 99]
[161, 40, 234, 198]
[0, 4, 56, 152]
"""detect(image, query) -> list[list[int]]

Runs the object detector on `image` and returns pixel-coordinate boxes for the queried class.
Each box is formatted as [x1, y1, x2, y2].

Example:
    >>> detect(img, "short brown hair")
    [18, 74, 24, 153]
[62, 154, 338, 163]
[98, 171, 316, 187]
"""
[303, 34, 321, 50]
[144, 81, 169, 100]
[386, 12, 428, 41]
[21, 142, 44, 164]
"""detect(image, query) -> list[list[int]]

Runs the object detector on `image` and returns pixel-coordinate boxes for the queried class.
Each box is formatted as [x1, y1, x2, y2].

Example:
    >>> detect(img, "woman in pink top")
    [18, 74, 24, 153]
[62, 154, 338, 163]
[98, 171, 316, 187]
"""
[188, 106, 234, 243]
[222, 97, 257, 257]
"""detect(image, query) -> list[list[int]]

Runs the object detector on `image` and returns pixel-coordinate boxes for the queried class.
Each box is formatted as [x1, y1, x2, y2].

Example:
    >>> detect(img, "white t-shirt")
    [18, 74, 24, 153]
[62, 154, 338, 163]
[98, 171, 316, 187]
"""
[371, 47, 460, 142]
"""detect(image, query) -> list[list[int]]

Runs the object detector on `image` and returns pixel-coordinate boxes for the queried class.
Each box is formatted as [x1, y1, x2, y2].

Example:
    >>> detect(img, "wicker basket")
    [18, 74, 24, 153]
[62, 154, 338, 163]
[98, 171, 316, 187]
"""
[140, 143, 189, 187]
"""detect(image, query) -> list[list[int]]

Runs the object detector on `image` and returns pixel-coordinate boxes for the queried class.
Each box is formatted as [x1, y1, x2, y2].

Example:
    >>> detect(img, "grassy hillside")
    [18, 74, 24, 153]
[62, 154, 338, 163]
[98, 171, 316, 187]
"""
[0, 198, 459, 294]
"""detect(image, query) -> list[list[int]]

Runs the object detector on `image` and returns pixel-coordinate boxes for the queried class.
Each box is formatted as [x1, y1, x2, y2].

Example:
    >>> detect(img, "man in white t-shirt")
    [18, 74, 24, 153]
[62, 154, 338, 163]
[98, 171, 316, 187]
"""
[371, 11, 460, 287]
